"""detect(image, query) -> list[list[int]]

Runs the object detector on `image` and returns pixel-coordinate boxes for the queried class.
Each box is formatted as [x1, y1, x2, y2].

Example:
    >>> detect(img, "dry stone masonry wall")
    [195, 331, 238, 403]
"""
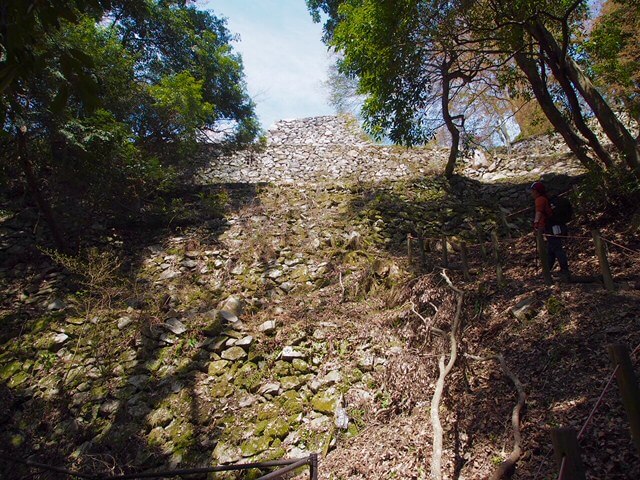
[198, 115, 585, 185]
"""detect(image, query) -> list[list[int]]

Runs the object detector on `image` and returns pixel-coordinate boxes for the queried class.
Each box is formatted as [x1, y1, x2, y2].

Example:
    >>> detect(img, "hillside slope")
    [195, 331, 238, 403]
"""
[1, 146, 639, 479]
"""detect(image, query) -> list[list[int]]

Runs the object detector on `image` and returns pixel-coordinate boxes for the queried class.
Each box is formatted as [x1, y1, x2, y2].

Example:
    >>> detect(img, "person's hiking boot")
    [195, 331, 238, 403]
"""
[558, 270, 571, 283]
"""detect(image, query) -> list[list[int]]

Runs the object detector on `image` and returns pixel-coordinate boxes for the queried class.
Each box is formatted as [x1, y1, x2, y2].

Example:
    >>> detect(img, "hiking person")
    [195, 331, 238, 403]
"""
[530, 181, 571, 281]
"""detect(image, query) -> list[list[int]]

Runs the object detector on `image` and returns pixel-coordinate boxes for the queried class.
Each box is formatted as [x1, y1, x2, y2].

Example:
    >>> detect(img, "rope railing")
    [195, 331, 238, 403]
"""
[0, 454, 319, 480]
[549, 343, 640, 480]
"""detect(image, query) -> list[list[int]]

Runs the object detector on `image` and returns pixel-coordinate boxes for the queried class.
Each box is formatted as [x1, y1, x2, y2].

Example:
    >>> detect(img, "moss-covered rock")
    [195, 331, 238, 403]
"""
[208, 359, 230, 376]
[7, 370, 28, 388]
[211, 379, 233, 398]
[212, 441, 242, 464]
[0, 360, 21, 381]
[263, 417, 289, 440]
[234, 362, 262, 392]
[272, 360, 292, 377]
[148, 408, 173, 428]
[291, 359, 310, 373]
[221, 346, 247, 361]
[240, 435, 272, 457]
[311, 390, 338, 415]
[279, 375, 306, 391]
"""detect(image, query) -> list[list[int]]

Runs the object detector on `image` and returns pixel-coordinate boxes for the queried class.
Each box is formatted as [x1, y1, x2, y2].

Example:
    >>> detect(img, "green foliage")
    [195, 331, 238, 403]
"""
[572, 164, 640, 213]
[1, 1, 259, 230]
[583, 0, 640, 119]
[148, 72, 215, 141]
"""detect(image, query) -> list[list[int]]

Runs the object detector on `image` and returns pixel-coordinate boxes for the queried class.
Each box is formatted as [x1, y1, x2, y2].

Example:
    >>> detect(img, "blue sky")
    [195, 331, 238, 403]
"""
[200, 0, 335, 129]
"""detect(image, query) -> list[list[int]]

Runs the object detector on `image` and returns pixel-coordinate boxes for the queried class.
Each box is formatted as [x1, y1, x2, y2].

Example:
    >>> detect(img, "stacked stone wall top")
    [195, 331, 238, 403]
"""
[197, 115, 585, 185]
[266, 115, 372, 146]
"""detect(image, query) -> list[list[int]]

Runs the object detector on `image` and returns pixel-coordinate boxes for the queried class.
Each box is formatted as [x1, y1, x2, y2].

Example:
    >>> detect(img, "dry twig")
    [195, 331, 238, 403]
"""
[466, 353, 526, 480]
[430, 270, 464, 480]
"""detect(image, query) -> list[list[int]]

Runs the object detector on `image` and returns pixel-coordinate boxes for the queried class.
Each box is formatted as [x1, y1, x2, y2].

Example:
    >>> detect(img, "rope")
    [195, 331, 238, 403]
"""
[542, 233, 592, 240]
[540, 342, 640, 480]
[577, 342, 640, 440]
[600, 236, 640, 256]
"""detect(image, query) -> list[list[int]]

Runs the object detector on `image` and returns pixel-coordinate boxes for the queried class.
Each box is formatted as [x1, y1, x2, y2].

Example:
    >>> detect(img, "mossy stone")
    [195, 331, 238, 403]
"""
[280, 392, 304, 415]
[147, 426, 166, 446]
[240, 435, 272, 457]
[253, 419, 269, 436]
[279, 375, 305, 391]
[311, 390, 338, 415]
[234, 362, 262, 393]
[0, 361, 21, 381]
[272, 360, 291, 377]
[257, 403, 279, 421]
[291, 359, 310, 373]
[208, 360, 230, 376]
[148, 408, 173, 428]
[221, 346, 247, 361]
[211, 379, 233, 398]
[263, 417, 289, 440]
[212, 442, 242, 464]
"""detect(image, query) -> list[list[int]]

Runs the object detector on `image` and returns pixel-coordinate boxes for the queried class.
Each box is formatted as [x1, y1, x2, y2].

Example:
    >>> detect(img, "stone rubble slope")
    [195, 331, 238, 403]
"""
[0, 116, 601, 479]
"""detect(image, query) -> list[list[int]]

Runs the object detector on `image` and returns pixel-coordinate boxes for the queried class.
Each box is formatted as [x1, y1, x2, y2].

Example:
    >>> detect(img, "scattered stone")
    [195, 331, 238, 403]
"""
[164, 318, 187, 335]
[238, 394, 257, 408]
[235, 336, 253, 348]
[511, 296, 537, 321]
[259, 382, 281, 396]
[219, 310, 239, 323]
[53, 333, 69, 345]
[221, 346, 247, 361]
[158, 269, 179, 280]
[47, 299, 65, 311]
[258, 320, 277, 333]
[311, 390, 338, 415]
[99, 400, 121, 416]
[117, 316, 134, 330]
[266, 268, 284, 280]
[208, 360, 230, 376]
[321, 370, 342, 387]
[281, 346, 305, 361]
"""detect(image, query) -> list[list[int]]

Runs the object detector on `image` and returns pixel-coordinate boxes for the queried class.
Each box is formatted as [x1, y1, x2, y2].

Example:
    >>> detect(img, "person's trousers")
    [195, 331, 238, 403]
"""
[546, 226, 569, 272]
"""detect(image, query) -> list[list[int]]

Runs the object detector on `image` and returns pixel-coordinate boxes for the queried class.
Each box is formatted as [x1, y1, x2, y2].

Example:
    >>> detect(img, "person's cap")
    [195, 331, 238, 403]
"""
[530, 181, 545, 193]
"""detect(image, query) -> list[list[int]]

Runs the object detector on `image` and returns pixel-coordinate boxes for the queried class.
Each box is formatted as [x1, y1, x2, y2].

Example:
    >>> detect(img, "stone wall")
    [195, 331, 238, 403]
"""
[197, 115, 585, 185]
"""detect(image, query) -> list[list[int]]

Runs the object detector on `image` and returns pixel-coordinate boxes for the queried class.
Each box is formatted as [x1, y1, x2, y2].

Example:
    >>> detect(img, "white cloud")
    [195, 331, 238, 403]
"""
[200, 0, 335, 129]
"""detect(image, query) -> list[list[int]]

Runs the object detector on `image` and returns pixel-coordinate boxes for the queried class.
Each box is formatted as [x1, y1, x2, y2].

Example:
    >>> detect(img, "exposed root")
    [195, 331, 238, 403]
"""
[430, 270, 464, 480]
[466, 353, 527, 480]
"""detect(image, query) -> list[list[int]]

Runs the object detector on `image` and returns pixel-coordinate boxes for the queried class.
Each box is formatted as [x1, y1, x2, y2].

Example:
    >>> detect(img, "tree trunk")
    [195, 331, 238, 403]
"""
[514, 52, 598, 170]
[441, 68, 460, 178]
[17, 128, 66, 251]
[531, 21, 640, 176]
[537, 43, 613, 168]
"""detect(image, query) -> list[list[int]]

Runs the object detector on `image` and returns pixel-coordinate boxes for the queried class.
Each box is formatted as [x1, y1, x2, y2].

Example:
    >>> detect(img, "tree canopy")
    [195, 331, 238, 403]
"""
[1, 0, 260, 248]
[307, 0, 640, 178]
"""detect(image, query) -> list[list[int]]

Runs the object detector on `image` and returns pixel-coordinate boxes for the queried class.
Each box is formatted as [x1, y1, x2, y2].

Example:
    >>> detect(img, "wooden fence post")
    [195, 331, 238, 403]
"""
[407, 234, 413, 265]
[536, 230, 552, 285]
[500, 209, 512, 238]
[441, 236, 449, 268]
[416, 231, 427, 269]
[477, 229, 487, 259]
[607, 343, 640, 454]
[309, 453, 318, 480]
[491, 231, 504, 286]
[592, 229, 615, 291]
[461, 242, 471, 281]
[551, 428, 586, 480]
